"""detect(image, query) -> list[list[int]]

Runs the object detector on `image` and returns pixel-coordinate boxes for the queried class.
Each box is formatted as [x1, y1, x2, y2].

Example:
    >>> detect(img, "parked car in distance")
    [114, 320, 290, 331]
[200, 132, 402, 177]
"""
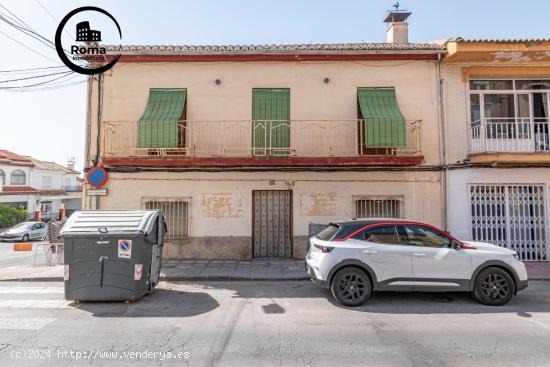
[0, 221, 47, 242]
[306, 219, 528, 307]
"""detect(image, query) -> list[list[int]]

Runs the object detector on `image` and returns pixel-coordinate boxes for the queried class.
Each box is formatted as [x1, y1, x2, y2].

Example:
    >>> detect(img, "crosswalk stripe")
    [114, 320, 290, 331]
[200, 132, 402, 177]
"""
[0, 317, 56, 330]
[0, 287, 64, 294]
[0, 300, 73, 308]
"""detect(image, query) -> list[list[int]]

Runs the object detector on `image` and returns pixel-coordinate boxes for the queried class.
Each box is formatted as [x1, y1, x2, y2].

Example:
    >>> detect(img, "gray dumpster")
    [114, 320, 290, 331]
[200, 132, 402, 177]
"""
[60, 210, 166, 302]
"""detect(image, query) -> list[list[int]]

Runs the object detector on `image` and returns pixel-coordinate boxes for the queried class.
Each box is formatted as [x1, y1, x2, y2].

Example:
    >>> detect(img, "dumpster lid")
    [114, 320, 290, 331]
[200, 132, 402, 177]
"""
[60, 210, 161, 235]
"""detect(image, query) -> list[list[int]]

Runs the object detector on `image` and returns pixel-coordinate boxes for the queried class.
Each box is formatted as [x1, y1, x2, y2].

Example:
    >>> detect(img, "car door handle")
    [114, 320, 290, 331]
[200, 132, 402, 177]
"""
[363, 250, 378, 255]
[413, 253, 426, 257]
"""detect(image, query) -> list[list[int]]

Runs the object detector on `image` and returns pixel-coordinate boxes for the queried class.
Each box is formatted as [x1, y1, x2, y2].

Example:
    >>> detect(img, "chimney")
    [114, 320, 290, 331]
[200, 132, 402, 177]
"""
[67, 157, 75, 170]
[384, 4, 412, 43]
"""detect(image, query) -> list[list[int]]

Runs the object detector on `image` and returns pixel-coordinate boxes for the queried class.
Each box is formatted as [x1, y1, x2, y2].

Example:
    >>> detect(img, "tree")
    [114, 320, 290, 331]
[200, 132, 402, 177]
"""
[0, 205, 28, 229]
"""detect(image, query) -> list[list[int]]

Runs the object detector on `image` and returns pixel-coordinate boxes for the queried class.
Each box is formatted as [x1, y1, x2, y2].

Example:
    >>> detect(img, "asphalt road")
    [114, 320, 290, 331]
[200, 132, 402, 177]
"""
[0, 242, 36, 269]
[0, 280, 549, 367]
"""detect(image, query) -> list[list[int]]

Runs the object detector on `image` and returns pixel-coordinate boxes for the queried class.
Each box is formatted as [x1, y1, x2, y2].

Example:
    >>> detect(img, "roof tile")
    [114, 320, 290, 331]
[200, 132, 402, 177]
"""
[106, 42, 445, 55]
[1, 186, 39, 194]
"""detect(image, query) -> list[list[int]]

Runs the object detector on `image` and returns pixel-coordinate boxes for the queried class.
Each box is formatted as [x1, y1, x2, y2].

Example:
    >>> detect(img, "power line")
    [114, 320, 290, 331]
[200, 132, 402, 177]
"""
[0, 5, 85, 66]
[0, 12, 59, 51]
[0, 3, 34, 30]
[0, 71, 75, 89]
[4, 79, 87, 92]
[0, 28, 61, 64]
[0, 70, 73, 84]
[0, 65, 67, 73]
[34, 0, 74, 40]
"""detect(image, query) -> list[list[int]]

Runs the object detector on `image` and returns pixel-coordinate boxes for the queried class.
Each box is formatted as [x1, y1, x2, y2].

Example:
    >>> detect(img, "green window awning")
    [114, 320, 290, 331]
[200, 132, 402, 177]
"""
[138, 88, 187, 148]
[358, 87, 406, 148]
[252, 88, 290, 156]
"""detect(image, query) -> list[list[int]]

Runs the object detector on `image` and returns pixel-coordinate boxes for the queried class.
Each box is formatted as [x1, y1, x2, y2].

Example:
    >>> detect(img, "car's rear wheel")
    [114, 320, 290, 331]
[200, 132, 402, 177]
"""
[21, 234, 29, 242]
[473, 267, 515, 306]
[331, 267, 371, 307]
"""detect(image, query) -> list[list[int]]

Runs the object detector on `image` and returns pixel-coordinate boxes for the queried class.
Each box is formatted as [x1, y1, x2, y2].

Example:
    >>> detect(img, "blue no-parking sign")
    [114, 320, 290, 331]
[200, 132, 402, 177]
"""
[86, 166, 108, 188]
[118, 239, 132, 259]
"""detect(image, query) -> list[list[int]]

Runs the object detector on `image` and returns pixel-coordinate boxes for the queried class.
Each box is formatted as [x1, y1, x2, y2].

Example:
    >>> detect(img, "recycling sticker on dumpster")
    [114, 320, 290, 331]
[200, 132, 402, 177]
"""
[118, 239, 132, 259]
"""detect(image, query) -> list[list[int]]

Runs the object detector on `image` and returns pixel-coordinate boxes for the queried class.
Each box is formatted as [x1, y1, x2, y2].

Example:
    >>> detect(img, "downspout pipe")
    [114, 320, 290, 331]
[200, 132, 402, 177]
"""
[436, 53, 448, 229]
[94, 74, 104, 210]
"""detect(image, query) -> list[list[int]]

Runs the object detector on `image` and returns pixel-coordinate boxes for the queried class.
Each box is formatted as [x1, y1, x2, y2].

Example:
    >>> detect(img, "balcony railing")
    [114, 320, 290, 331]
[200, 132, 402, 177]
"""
[102, 119, 421, 158]
[469, 118, 550, 154]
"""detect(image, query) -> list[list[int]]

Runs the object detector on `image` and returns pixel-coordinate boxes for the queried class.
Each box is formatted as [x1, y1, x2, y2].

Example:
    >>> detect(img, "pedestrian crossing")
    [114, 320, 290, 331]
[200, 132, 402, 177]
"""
[0, 283, 70, 330]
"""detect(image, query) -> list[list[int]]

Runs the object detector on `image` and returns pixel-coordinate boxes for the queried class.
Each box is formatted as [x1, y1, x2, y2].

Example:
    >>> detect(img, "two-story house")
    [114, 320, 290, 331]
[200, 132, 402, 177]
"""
[442, 39, 550, 261]
[85, 11, 446, 259]
[0, 149, 82, 219]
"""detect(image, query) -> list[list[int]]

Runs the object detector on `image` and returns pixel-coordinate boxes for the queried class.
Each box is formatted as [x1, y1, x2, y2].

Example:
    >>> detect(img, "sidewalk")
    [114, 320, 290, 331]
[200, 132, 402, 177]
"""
[0, 259, 309, 282]
[162, 259, 307, 280]
[1, 259, 549, 282]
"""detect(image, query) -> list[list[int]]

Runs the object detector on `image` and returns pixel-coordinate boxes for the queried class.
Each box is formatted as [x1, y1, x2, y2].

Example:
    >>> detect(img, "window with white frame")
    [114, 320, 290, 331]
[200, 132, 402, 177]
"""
[0, 169, 4, 185]
[355, 198, 402, 219]
[144, 200, 188, 239]
[468, 79, 550, 152]
[10, 169, 26, 185]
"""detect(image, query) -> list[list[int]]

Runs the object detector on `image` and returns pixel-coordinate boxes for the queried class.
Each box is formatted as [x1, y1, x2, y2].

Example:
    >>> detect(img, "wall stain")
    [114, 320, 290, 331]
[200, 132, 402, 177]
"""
[201, 193, 243, 219]
[300, 192, 336, 216]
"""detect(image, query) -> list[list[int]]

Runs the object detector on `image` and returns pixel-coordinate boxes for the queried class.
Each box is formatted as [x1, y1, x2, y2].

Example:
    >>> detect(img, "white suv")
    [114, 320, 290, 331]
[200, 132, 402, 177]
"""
[306, 219, 528, 307]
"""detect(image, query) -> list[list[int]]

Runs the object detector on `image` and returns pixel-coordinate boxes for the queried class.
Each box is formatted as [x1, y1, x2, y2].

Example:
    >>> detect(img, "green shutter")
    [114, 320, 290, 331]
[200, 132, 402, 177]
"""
[252, 88, 290, 156]
[357, 88, 406, 147]
[138, 89, 187, 148]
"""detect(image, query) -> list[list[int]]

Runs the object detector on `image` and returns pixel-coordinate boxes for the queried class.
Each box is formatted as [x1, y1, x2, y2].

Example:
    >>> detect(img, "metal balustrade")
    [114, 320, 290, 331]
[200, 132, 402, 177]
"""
[102, 119, 422, 158]
[469, 118, 550, 154]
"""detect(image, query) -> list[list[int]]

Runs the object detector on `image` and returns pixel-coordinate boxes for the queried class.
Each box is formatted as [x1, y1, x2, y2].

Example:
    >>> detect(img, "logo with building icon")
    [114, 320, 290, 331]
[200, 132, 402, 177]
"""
[75, 21, 101, 42]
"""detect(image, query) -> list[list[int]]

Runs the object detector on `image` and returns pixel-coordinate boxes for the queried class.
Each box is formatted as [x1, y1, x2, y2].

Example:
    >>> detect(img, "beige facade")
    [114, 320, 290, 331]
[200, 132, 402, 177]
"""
[97, 59, 439, 162]
[95, 170, 442, 259]
[84, 43, 446, 259]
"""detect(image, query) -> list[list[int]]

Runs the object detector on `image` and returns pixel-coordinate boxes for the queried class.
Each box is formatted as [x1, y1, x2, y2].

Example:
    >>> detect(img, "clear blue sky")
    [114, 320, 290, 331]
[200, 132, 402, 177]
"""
[1, 0, 549, 172]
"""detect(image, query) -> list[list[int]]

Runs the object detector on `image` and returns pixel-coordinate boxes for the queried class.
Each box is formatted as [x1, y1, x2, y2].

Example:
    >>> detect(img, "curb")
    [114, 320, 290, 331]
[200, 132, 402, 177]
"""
[0, 277, 64, 282]
[161, 275, 310, 281]
[0, 276, 311, 282]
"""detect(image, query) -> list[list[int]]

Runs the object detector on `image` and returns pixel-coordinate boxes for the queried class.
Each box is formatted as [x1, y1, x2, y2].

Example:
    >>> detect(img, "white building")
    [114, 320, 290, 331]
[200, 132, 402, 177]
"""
[442, 39, 550, 262]
[0, 149, 82, 219]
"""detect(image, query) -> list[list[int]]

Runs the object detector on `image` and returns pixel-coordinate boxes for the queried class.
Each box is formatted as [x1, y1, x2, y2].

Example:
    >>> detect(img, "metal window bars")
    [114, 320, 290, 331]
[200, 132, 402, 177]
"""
[355, 199, 402, 219]
[470, 184, 547, 261]
[144, 201, 188, 239]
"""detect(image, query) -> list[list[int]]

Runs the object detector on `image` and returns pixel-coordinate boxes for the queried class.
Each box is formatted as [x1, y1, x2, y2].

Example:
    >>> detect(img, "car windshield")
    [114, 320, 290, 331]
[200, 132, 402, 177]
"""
[12, 223, 33, 229]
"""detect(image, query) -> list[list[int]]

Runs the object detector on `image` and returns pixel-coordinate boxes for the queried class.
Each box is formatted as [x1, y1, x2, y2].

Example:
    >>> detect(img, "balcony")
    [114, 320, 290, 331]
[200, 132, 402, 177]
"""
[468, 118, 550, 165]
[102, 119, 422, 168]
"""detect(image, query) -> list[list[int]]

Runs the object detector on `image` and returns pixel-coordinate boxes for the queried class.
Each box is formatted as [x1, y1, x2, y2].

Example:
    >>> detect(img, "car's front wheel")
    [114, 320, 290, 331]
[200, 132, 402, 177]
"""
[473, 267, 515, 306]
[21, 234, 29, 242]
[331, 267, 371, 307]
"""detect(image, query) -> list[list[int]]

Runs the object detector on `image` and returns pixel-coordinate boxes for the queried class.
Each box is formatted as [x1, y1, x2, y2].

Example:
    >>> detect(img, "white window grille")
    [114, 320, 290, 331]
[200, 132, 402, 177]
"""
[470, 184, 547, 261]
[144, 200, 188, 239]
[355, 198, 402, 219]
